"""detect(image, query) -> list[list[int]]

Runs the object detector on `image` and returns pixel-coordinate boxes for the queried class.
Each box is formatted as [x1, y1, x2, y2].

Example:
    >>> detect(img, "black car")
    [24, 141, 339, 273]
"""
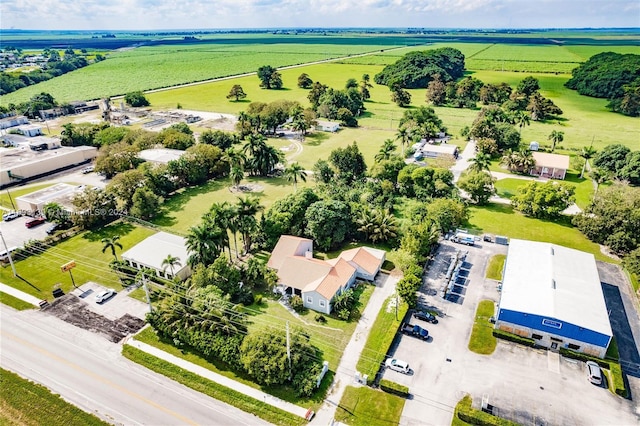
[413, 310, 439, 324]
[45, 223, 59, 235]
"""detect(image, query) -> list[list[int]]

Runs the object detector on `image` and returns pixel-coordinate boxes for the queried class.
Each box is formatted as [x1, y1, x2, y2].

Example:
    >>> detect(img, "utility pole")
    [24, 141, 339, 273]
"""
[395, 291, 399, 321]
[142, 272, 152, 313]
[286, 321, 292, 380]
[5, 189, 16, 211]
[0, 231, 17, 277]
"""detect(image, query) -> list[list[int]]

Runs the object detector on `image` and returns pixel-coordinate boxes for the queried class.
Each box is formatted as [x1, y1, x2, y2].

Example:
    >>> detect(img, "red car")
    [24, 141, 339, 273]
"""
[25, 217, 46, 228]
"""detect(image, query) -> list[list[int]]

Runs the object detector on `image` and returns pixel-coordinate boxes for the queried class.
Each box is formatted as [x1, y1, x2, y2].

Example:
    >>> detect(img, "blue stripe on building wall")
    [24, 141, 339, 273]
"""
[497, 309, 610, 348]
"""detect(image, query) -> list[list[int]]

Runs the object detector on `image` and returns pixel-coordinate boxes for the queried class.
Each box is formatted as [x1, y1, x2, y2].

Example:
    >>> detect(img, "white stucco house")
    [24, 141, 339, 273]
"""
[268, 236, 385, 314]
[121, 231, 191, 281]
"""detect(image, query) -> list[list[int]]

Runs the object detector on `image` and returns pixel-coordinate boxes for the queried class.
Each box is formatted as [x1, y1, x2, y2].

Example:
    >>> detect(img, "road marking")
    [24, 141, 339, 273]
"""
[1, 330, 199, 426]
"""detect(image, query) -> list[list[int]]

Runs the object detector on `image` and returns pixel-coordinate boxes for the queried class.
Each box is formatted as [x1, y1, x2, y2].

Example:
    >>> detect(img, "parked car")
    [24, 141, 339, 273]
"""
[385, 358, 410, 374]
[46, 223, 60, 235]
[586, 361, 602, 385]
[81, 165, 94, 174]
[412, 325, 429, 340]
[413, 310, 439, 324]
[95, 289, 116, 304]
[2, 211, 20, 221]
[25, 216, 46, 228]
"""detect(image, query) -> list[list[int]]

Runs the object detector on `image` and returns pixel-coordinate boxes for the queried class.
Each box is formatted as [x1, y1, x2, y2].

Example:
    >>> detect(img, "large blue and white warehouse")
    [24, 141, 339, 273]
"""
[495, 239, 612, 358]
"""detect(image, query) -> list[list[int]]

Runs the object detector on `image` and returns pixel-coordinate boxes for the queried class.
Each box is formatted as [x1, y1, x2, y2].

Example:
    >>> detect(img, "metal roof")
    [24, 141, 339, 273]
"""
[121, 232, 190, 272]
[499, 239, 612, 337]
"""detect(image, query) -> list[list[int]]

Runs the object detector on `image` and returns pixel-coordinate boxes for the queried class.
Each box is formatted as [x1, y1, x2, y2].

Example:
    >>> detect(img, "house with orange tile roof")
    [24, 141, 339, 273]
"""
[268, 236, 385, 314]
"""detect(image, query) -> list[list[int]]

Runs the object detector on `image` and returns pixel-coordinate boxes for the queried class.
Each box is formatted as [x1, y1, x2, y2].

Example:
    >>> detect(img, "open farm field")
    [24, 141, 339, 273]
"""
[0, 42, 405, 104]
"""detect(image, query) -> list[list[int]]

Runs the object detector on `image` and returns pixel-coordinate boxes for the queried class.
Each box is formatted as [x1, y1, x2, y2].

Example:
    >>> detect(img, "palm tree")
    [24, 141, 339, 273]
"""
[517, 149, 536, 173]
[229, 165, 244, 190]
[514, 110, 530, 135]
[243, 133, 267, 158]
[590, 168, 610, 195]
[236, 196, 264, 255]
[548, 130, 564, 152]
[161, 254, 181, 278]
[500, 149, 518, 171]
[579, 145, 597, 178]
[101, 236, 123, 261]
[468, 152, 492, 172]
[375, 139, 397, 163]
[186, 222, 225, 267]
[284, 162, 307, 192]
[209, 202, 236, 258]
[253, 144, 284, 176]
[223, 147, 246, 169]
[356, 209, 398, 244]
[395, 126, 411, 157]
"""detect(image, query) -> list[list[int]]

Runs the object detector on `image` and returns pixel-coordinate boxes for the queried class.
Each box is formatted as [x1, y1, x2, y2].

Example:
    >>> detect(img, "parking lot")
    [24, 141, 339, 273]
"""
[0, 214, 51, 249]
[40, 282, 148, 342]
[382, 240, 640, 426]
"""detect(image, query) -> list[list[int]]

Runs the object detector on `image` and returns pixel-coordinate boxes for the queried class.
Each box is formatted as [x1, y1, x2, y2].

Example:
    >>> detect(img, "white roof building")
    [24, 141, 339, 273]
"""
[121, 232, 191, 280]
[496, 239, 613, 358]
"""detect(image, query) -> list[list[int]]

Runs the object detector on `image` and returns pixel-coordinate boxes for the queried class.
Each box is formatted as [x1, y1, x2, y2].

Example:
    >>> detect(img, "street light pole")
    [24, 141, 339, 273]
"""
[0, 230, 17, 277]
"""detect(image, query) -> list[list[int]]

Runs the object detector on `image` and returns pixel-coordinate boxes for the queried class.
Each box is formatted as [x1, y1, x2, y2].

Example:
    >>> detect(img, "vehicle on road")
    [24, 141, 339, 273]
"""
[2, 211, 20, 221]
[413, 310, 439, 324]
[385, 358, 410, 374]
[82, 165, 94, 174]
[25, 216, 46, 228]
[452, 232, 475, 246]
[95, 289, 116, 304]
[400, 323, 429, 340]
[586, 361, 602, 385]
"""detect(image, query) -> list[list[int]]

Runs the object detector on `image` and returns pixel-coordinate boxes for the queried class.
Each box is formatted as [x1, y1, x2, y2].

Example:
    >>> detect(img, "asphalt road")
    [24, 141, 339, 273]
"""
[0, 305, 268, 426]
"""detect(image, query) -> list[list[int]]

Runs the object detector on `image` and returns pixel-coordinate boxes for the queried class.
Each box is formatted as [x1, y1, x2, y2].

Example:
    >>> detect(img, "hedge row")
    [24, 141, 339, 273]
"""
[492, 329, 536, 347]
[454, 395, 519, 426]
[559, 348, 627, 398]
[379, 379, 409, 398]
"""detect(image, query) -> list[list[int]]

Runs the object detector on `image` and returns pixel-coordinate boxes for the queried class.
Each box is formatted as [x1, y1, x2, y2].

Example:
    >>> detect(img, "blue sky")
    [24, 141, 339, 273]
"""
[1, 0, 639, 30]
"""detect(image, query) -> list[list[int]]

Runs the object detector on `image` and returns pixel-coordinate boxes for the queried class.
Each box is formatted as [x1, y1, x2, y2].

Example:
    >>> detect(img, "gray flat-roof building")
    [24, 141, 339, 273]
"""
[138, 148, 185, 164]
[16, 183, 85, 214]
[496, 239, 612, 358]
[121, 232, 191, 281]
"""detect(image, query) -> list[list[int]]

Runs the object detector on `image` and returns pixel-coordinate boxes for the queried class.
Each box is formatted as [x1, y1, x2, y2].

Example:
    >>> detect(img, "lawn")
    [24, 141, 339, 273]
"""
[0, 367, 110, 426]
[334, 385, 406, 426]
[485, 254, 506, 281]
[464, 203, 612, 262]
[0, 221, 156, 300]
[355, 295, 408, 384]
[122, 345, 305, 426]
[152, 175, 313, 234]
[0, 291, 35, 310]
[468, 300, 497, 355]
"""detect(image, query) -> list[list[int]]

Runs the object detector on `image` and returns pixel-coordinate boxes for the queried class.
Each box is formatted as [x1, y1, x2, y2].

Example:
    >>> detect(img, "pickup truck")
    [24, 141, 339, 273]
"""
[400, 323, 429, 340]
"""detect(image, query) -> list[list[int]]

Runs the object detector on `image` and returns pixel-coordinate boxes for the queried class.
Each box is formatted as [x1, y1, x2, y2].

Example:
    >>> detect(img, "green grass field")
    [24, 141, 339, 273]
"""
[0, 291, 35, 310]
[485, 255, 506, 281]
[334, 385, 406, 426]
[0, 367, 110, 426]
[121, 345, 306, 426]
[0, 222, 155, 300]
[468, 300, 497, 355]
[465, 203, 612, 262]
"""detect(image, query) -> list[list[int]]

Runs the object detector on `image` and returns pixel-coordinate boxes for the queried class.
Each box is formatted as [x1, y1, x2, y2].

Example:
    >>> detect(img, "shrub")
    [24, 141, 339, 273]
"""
[492, 329, 536, 347]
[558, 347, 610, 368]
[454, 394, 519, 426]
[379, 379, 409, 397]
[254, 294, 263, 305]
[315, 314, 327, 323]
[289, 295, 304, 313]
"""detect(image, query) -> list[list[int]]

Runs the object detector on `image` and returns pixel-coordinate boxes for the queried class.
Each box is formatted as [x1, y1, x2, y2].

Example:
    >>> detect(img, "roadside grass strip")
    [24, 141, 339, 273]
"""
[0, 291, 35, 310]
[0, 367, 110, 426]
[334, 385, 406, 426]
[122, 344, 307, 426]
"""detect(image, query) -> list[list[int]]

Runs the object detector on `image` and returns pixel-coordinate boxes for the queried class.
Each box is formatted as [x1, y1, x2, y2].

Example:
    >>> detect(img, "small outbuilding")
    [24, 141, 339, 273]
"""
[315, 120, 340, 133]
[121, 232, 191, 281]
[495, 239, 613, 358]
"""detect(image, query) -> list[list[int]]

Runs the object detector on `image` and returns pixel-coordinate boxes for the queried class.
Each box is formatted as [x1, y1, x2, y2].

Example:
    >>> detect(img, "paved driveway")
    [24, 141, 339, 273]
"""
[0, 214, 50, 249]
[396, 241, 639, 426]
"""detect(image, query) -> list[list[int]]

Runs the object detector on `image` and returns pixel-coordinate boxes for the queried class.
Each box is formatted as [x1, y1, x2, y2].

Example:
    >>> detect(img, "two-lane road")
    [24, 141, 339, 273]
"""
[0, 306, 268, 425]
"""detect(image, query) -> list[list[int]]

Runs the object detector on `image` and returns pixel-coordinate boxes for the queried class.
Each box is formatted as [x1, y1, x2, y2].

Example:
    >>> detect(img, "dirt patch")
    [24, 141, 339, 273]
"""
[229, 183, 264, 193]
[42, 294, 145, 342]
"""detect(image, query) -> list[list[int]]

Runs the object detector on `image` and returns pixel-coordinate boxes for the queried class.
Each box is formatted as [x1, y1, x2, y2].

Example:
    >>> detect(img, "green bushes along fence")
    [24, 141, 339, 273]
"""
[379, 379, 409, 398]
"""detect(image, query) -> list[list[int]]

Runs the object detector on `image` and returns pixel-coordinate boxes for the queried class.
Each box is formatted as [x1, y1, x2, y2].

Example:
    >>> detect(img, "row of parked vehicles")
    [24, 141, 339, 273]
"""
[384, 309, 440, 375]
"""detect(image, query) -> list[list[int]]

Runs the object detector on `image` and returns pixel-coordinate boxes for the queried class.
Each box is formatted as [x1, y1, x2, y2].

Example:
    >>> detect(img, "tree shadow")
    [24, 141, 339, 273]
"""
[304, 132, 330, 147]
[82, 222, 135, 242]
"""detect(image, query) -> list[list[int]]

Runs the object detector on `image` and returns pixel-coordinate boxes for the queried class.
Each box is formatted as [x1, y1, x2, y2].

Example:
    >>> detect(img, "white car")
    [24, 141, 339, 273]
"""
[2, 211, 20, 221]
[81, 165, 95, 174]
[95, 289, 115, 304]
[385, 358, 410, 374]
[586, 361, 602, 385]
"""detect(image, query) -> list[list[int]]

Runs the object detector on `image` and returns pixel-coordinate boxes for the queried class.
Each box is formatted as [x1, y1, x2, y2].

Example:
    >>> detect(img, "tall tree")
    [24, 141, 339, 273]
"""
[284, 163, 307, 192]
[548, 130, 564, 152]
[468, 152, 492, 172]
[578, 145, 598, 178]
[257, 65, 282, 89]
[297, 73, 313, 89]
[161, 254, 182, 277]
[226, 84, 247, 101]
[101, 236, 123, 261]
[514, 110, 531, 135]
[236, 196, 264, 254]
[395, 126, 412, 157]
[375, 139, 397, 163]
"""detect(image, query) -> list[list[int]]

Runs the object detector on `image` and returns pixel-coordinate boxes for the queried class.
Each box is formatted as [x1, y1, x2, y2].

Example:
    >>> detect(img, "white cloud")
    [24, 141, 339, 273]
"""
[1, 0, 638, 29]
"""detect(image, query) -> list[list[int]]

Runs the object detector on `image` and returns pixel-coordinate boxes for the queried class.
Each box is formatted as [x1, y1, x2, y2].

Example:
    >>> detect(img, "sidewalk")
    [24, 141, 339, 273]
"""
[0, 282, 41, 306]
[126, 339, 310, 419]
[311, 273, 399, 425]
